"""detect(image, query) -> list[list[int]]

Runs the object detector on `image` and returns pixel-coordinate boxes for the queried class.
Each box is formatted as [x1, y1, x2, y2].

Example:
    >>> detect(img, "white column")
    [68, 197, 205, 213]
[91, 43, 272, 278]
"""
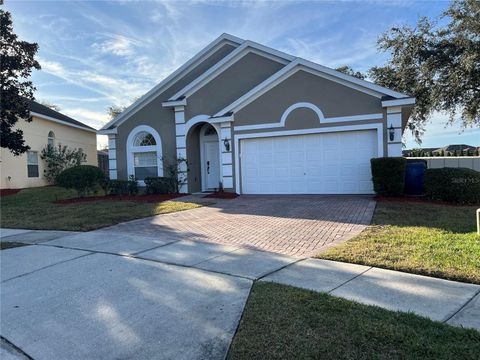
[220, 121, 233, 189]
[107, 134, 117, 179]
[174, 106, 188, 193]
[386, 106, 403, 157]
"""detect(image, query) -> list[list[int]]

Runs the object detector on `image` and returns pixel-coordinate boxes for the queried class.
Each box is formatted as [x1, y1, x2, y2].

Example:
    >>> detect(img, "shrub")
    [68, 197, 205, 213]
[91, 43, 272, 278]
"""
[144, 176, 176, 194]
[56, 165, 105, 197]
[370, 157, 407, 196]
[424, 168, 480, 204]
[109, 176, 138, 196]
[109, 180, 129, 195]
[40, 144, 86, 184]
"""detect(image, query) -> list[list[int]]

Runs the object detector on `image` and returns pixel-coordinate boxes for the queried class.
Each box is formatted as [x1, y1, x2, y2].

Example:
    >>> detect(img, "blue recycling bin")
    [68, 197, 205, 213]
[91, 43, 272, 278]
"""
[405, 160, 426, 196]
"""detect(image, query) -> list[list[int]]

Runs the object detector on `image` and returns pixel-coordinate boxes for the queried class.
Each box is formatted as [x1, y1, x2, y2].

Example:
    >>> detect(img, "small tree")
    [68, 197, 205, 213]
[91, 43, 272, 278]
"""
[162, 156, 189, 193]
[40, 144, 86, 184]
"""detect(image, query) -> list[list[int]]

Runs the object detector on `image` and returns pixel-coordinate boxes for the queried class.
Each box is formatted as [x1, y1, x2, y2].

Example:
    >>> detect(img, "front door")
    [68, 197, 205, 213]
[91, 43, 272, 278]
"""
[204, 141, 220, 190]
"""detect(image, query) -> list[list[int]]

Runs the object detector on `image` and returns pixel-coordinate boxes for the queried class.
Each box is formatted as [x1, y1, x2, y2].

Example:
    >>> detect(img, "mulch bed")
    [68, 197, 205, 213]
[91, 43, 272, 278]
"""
[54, 193, 188, 205]
[203, 192, 239, 199]
[0, 189, 21, 197]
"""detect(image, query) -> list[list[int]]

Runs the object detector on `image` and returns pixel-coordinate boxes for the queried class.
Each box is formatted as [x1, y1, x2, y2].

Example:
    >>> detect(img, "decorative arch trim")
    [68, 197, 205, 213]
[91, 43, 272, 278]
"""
[280, 102, 324, 126]
[126, 125, 163, 182]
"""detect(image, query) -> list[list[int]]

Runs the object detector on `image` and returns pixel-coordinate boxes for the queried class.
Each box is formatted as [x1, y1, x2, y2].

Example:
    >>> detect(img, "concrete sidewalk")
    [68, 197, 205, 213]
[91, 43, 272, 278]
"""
[261, 258, 480, 329]
[1, 228, 479, 359]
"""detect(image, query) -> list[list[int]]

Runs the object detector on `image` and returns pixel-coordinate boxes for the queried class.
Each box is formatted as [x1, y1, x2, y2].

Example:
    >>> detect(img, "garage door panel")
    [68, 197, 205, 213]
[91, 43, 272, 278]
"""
[241, 130, 377, 194]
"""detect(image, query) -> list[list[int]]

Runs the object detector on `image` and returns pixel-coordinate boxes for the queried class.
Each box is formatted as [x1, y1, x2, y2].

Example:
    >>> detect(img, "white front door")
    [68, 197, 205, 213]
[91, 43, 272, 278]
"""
[204, 141, 220, 190]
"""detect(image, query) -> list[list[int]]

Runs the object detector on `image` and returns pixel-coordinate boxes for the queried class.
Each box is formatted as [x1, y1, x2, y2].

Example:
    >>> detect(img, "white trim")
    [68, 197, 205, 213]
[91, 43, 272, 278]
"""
[99, 33, 243, 130]
[382, 98, 415, 107]
[215, 59, 408, 117]
[162, 98, 187, 107]
[184, 115, 211, 135]
[209, 114, 234, 124]
[126, 125, 163, 185]
[234, 110, 384, 131]
[168, 41, 294, 101]
[30, 112, 97, 133]
[98, 128, 117, 135]
[234, 123, 384, 194]
[280, 102, 324, 124]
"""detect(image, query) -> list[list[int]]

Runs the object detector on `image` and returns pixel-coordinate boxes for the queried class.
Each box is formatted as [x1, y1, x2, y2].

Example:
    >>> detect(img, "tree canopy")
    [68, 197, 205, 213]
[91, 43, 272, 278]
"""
[0, 10, 41, 155]
[337, 0, 480, 141]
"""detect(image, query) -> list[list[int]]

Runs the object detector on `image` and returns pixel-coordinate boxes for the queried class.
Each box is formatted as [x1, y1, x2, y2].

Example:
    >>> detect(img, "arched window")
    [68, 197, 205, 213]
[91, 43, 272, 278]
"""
[48, 131, 55, 147]
[126, 125, 163, 182]
[133, 131, 156, 146]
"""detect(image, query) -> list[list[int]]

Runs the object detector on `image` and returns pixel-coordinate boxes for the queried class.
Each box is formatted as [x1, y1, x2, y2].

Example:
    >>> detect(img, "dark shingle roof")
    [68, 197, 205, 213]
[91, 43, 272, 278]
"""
[28, 100, 96, 131]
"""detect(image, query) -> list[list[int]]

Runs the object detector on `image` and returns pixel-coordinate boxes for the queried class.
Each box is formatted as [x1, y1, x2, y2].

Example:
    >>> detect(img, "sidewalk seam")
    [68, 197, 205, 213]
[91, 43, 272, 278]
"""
[327, 266, 373, 294]
[441, 287, 480, 323]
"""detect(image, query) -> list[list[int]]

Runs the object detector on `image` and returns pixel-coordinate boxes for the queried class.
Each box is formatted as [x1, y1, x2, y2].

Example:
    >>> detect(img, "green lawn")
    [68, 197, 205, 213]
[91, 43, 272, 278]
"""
[228, 282, 480, 360]
[0, 186, 202, 231]
[318, 200, 480, 284]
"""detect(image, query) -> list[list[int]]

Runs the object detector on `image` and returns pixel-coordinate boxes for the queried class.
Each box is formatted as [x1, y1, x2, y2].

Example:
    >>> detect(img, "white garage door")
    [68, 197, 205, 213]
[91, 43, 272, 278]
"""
[240, 130, 378, 194]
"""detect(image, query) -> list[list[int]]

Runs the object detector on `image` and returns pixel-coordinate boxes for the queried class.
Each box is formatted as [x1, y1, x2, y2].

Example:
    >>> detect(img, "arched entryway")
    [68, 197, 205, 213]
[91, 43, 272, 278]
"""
[186, 122, 221, 192]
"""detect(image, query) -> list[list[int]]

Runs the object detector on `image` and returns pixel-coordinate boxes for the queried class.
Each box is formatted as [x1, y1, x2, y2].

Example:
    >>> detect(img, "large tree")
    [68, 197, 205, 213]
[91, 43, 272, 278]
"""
[1, 10, 40, 155]
[368, 0, 480, 140]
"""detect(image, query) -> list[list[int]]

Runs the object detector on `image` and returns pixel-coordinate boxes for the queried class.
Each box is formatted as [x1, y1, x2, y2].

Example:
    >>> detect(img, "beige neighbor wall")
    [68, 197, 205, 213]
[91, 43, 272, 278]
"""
[0, 116, 97, 189]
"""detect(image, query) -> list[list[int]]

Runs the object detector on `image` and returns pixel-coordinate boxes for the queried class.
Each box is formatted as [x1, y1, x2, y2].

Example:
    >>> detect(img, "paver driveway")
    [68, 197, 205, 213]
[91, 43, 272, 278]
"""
[107, 195, 376, 257]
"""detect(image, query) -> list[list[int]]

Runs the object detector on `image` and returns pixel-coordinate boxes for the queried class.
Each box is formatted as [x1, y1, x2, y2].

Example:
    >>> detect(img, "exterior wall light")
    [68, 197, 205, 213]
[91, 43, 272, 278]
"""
[223, 138, 230, 152]
[388, 124, 395, 141]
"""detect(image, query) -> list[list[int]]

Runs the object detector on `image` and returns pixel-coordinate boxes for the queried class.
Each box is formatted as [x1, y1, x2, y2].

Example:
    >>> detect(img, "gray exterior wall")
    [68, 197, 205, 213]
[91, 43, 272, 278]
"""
[185, 52, 285, 120]
[115, 43, 237, 180]
[235, 70, 383, 126]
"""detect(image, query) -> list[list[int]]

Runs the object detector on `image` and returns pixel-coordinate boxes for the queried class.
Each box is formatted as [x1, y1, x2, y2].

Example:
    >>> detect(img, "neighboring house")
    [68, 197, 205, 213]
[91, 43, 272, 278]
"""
[97, 149, 109, 175]
[403, 144, 480, 157]
[99, 33, 415, 195]
[0, 100, 97, 189]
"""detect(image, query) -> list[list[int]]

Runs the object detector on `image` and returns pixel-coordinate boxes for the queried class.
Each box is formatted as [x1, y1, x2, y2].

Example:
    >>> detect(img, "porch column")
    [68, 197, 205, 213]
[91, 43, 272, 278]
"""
[386, 106, 403, 156]
[108, 134, 118, 180]
[220, 121, 233, 190]
[174, 105, 188, 193]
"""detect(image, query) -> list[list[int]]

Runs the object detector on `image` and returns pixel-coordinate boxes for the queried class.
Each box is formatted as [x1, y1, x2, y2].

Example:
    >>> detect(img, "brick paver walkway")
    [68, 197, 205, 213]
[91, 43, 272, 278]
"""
[109, 195, 376, 257]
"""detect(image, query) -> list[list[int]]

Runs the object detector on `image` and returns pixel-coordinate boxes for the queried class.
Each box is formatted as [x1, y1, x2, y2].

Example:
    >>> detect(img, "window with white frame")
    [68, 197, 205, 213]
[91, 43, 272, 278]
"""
[129, 129, 160, 180]
[48, 131, 55, 147]
[27, 151, 39, 178]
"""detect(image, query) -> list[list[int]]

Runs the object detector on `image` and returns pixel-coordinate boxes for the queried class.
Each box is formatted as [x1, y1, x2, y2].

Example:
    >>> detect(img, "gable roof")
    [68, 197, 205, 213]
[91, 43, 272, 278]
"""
[29, 100, 96, 132]
[165, 40, 294, 103]
[99, 33, 243, 133]
[214, 58, 412, 117]
[101, 33, 413, 132]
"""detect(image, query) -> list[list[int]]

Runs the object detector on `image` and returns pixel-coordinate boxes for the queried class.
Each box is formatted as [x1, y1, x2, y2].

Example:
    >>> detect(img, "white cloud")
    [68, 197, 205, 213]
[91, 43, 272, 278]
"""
[62, 108, 110, 128]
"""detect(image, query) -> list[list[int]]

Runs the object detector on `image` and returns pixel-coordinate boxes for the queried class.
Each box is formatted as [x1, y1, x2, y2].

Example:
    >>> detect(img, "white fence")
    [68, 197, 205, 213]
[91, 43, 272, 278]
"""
[406, 157, 480, 171]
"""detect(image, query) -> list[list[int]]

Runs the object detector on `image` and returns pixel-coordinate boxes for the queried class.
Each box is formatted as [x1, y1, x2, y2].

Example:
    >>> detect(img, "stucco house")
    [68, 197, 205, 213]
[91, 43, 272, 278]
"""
[0, 100, 97, 189]
[99, 33, 415, 195]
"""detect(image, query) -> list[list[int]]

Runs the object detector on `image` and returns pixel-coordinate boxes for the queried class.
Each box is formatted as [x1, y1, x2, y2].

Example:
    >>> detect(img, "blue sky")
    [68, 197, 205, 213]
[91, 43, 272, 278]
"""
[6, 0, 479, 149]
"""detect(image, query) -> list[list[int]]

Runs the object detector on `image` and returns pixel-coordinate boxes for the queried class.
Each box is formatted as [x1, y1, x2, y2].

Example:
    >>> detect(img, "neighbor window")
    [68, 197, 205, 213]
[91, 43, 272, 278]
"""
[27, 151, 39, 178]
[47, 131, 55, 147]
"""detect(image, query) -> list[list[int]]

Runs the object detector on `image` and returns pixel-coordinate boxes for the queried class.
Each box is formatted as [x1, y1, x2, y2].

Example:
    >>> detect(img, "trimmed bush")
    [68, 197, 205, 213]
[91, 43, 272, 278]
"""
[56, 165, 105, 197]
[424, 168, 480, 204]
[109, 180, 129, 195]
[144, 176, 176, 194]
[109, 176, 138, 196]
[370, 157, 407, 196]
